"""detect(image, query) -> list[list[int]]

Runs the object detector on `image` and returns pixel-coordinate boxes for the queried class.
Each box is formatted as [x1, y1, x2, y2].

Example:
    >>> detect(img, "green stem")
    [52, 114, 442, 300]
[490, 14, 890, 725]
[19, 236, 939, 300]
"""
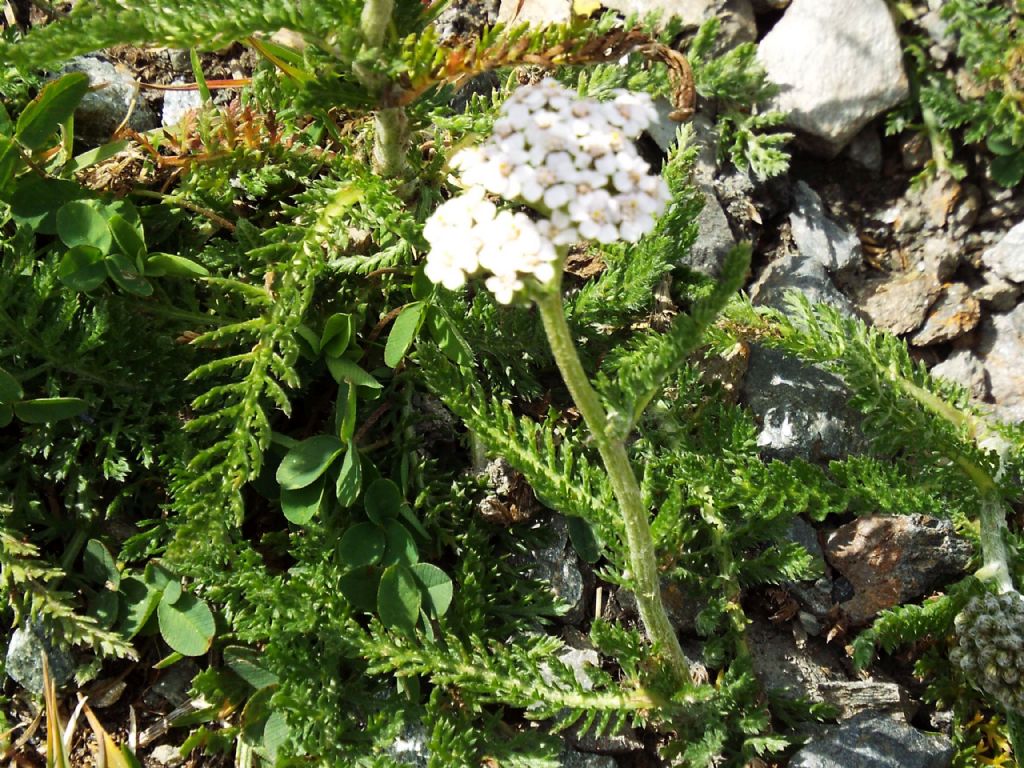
[533, 286, 692, 688]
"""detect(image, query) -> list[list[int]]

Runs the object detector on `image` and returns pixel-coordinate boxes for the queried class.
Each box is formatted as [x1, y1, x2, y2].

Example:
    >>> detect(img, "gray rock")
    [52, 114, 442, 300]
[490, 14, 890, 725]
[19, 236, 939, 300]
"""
[757, 0, 909, 154]
[846, 127, 883, 174]
[519, 515, 587, 623]
[825, 514, 972, 626]
[435, 0, 499, 39]
[982, 220, 1024, 284]
[975, 274, 1021, 311]
[387, 721, 430, 768]
[600, 0, 755, 45]
[747, 617, 846, 701]
[815, 681, 916, 722]
[5, 621, 75, 694]
[497, 0, 570, 25]
[978, 303, 1024, 422]
[541, 647, 601, 691]
[742, 346, 864, 462]
[749, 248, 858, 318]
[790, 181, 863, 273]
[785, 518, 833, 622]
[560, 749, 617, 768]
[149, 745, 185, 767]
[789, 712, 954, 768]
[920, 236, 961, 282]
[910, 283, 981, 346]
[930, 349, 990, 400]
[686, 184, 737, 276]
[861, 272, 943, 336]
[161, 85, 203, 128]
[60, 56, 158, 145]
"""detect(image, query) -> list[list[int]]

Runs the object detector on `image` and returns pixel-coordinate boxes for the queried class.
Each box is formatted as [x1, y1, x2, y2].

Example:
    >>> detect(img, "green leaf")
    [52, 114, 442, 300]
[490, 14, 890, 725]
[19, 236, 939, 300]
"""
[364, 478, 403, 525]
[15, 72, 89, 150]
[377, 564, 421, 635]
[88, 588, 120, 629]
[275, 435, 345, 490]
[105, 253, 153, 296]
[58, 245, 108, 292]
[381, 521, 418, 567]
[83, 539, 120, 589]
[326, 356, 382, 389]
[160, 580, 183, 606]
[280, 476, 326, 525]
[0, 136, 21, 197]
[157, 592, 215, 656]
[8, 178, 87, 233]
[145, 252, 210, 278]
[56, 199, 113, 251]
[335, 448, 362, 508]
[426, 306, 473, 366]
[108, 212, 147, 262]
[409, 563, 453, 618]
[339, 382, 357, 444]
[567, 516, 602, 564]
[320, 313, 353, 358]
[339, 568, 380, 612]
[990, 153, 1024, 188]
[384, 302, 425, 368]
[67, 139, 130, 173]
[0, 405, 13, 428]
[338, 522, 386, 568]
[118, 576, 160, 639]
[0, 367, 23, 405]
[223, 646, 279, 689]
[14, 397, 87, 423]
[262, 711, 289, 764]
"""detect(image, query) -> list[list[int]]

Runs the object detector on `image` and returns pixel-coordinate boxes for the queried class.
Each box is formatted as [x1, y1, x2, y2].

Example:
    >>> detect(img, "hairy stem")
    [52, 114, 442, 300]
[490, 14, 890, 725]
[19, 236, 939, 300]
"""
[357, 0, 408, 178]
[533, 286, 692, 688]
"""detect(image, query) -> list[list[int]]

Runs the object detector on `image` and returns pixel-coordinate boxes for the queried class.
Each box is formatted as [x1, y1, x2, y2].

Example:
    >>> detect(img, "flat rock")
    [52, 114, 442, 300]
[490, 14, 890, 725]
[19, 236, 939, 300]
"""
[746, 617, 846, 701]
[974, 273, 1021, 311]
[790, 181, 863, 273]
[824, 514, 972, 626]
[686, 184, 737, 276]
[910, 283, 981, 346]
[930, 349, 990, 400]
[815, 681, 915, 722]
[750, 248, 858, 318]
[497, 0, 570, 25]
[789, 712, 954, 768]
[756, 0, 909, 154]
[60, 56, 158, 145]
[560, 750, 617, 768]
[982, 220, 1024, 283]
[977, 303, 1024, 421]
[861, 272, 943, 336]
[5, 621, 75, 694]
[742, 346, 864, 462]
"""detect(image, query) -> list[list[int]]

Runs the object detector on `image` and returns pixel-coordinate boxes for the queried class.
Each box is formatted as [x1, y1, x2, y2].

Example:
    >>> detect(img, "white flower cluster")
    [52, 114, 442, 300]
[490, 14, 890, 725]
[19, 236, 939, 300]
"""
[424, 78, 671, 303]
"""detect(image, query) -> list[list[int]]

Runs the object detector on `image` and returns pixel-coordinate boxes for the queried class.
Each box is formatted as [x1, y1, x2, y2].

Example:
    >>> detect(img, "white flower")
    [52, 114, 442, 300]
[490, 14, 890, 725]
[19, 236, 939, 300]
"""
[485, 273, 524, 304]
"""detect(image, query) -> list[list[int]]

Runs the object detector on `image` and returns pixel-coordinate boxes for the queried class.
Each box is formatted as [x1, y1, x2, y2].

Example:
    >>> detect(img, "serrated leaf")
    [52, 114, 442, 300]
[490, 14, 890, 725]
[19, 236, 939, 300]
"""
[15, 72, 89, 150]
[377, 564, 421, 635]
[990, 153, 1024, 188]
[338, 522, 386, 567]
[14, 397, 87, 423]
[409, 562, 453, 618]
[384, 302, 424, 368]
[157, 592, 215, 656]
[276, 435, 345, 490]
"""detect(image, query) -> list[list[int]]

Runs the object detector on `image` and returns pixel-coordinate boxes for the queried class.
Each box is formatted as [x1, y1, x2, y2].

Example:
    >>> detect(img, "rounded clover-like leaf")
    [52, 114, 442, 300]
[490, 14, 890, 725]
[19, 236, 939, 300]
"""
[280, 476, 326, 525]
[377, 563, 421, 636]
[276, 435, 345, 490]
[364, 478, 403, 525]
[157, 591, 215, 657]
[56, 199, 113, 252]
[338, 522, 386, 568]
[409, 562, 453, 619]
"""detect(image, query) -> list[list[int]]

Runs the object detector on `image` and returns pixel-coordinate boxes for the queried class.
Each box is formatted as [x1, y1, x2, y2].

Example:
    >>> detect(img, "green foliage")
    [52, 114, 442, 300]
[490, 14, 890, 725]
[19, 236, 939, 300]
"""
[888, 0, 1024, 186]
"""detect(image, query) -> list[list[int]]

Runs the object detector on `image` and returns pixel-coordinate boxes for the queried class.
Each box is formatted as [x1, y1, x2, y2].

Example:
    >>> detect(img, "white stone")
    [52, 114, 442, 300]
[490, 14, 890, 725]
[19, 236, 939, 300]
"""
[982, 220, 1024, 284]
[161, 85, 203, 128]
[757, 0, 909, 154]
[497, 0, 571, 25]
[790, 181, 862, 273]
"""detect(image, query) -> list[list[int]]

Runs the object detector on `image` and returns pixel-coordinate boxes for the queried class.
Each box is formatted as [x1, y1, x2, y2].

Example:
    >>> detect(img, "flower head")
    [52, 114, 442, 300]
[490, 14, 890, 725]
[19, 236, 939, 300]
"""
[424, 78, 670, 303]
